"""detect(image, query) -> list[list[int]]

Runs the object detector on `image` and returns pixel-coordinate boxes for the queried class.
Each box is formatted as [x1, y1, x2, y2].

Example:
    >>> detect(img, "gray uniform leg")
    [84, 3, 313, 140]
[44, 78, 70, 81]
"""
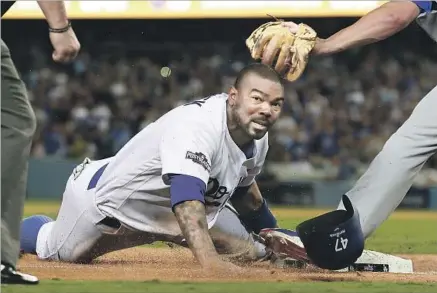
[339, 86, 437, 238]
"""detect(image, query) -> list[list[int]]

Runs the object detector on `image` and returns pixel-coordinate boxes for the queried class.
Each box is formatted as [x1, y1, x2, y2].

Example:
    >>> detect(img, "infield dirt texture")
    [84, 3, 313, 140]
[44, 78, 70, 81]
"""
[6, 202, 437, 292]
[18, 248, 437, 283]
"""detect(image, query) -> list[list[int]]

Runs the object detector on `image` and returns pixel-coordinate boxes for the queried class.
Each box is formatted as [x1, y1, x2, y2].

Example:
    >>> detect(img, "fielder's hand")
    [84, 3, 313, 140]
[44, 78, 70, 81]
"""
[49, 25, 81, 63]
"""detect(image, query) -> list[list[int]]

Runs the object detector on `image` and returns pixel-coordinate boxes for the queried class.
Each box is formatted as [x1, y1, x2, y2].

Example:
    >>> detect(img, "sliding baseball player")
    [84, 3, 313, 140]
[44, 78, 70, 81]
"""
[20, 63, 286, 273]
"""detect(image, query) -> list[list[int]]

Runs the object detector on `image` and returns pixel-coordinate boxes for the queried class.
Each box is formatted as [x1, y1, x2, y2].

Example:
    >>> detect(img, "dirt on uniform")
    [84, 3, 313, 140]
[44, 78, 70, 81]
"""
[18, 247, 437, 283]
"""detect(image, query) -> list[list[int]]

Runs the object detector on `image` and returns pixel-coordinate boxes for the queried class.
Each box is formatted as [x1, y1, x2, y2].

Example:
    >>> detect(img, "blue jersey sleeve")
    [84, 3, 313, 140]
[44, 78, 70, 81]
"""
[412, 1, 433, 13]
[168, 174, 206, 209]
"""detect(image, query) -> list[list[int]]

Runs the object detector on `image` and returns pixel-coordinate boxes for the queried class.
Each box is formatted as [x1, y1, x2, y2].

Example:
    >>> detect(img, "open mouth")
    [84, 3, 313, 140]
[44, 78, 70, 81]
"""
[253, 120, 269, 127]
[252, 121, 269, 130]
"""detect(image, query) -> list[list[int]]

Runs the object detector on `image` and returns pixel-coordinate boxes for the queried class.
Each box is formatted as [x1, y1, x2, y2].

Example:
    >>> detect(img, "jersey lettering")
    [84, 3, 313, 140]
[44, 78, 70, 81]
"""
[205, 178, 231, 206]
[184, 96, 213, 107]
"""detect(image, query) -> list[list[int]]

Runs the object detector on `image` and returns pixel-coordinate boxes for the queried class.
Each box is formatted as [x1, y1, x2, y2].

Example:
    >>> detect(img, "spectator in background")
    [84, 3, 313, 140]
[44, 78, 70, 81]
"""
[6, 18, 436, 185]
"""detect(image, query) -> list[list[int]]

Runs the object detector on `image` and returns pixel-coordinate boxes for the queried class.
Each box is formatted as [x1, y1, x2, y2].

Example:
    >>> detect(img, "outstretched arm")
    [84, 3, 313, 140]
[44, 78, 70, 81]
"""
[312, 1, 421, 55]
[161, 119, 242, 272]
[231, 182, 278, 234]
[173, 200, 219, 267]
[169, 175, 242, 272]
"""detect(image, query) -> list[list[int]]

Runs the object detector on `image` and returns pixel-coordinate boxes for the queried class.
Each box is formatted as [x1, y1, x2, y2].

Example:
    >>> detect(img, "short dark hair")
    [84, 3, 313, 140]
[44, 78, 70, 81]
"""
[234, 63, 283, 90]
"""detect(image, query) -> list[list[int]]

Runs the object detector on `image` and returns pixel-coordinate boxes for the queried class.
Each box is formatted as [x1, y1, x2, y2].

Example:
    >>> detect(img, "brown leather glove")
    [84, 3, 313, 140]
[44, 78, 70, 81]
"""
[246, 21, 317, 82]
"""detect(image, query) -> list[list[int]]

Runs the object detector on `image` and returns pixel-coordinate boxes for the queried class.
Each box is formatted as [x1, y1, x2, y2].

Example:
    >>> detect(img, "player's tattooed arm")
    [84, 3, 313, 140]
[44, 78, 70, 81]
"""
[174, 200, 220, 267]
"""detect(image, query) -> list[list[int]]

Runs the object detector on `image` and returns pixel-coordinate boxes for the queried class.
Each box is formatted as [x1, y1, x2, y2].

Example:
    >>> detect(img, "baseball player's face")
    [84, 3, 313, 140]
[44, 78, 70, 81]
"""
[230, 74, 284, 140]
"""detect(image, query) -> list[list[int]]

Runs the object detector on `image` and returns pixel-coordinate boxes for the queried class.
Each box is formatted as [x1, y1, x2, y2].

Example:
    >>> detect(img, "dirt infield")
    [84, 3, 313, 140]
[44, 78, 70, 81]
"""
[18, 247, 437, 283]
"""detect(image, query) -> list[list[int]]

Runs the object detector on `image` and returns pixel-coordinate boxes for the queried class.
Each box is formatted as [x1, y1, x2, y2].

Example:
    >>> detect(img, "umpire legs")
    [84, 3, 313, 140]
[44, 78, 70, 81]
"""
[1, 39, 37, 267]
[339, 85, 437, 238]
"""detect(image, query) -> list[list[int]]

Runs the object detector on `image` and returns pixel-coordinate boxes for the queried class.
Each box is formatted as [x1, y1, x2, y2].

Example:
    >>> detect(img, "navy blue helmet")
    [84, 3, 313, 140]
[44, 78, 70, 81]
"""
[296, 195, 364, 270]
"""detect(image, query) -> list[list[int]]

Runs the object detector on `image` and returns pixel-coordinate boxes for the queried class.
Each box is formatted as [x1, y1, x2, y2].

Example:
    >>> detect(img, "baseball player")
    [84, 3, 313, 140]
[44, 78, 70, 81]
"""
[1, 1, 80, 285]
[20, 63, 285, 273]
[242, 0, 436, 267]
[283, 0, 437, 239]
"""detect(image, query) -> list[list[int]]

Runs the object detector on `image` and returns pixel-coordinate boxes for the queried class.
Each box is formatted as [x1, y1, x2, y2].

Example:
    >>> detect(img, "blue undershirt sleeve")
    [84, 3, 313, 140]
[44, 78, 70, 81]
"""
[168, 174, 206, 210]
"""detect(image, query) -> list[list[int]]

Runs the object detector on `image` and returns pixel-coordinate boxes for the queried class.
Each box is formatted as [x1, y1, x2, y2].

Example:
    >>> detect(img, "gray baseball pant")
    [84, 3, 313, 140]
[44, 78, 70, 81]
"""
[339, 85, 437, 238]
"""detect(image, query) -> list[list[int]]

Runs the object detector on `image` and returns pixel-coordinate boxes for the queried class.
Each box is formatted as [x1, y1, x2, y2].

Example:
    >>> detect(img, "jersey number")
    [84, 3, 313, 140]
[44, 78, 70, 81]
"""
[335, 237, 348, 252]
[184, 96, 212, 107]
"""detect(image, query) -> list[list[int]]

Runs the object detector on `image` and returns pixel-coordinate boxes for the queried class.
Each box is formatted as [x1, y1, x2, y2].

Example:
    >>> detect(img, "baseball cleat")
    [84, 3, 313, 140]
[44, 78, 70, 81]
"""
[1, 263, 39, 285]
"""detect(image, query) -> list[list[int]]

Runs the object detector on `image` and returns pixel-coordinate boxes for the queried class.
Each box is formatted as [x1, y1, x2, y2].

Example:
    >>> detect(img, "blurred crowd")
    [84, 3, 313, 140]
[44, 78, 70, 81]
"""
[5, 18, 437, 183]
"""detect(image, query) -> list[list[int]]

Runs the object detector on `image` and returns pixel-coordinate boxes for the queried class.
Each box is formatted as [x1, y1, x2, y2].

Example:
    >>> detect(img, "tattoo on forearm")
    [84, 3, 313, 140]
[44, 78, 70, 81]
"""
[174, 200, 218, 265]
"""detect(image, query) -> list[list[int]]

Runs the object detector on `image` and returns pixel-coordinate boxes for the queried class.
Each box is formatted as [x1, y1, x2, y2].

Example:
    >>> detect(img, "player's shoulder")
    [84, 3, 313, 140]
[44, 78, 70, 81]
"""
[181, 93, 228, 113]
[169, 93, 228, 128]
[156, 93, 228, 142]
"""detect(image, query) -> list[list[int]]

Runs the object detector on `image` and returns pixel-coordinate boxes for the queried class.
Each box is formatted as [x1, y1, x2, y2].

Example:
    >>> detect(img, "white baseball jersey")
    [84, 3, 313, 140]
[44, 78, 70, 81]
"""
[83, 93, 268, 237]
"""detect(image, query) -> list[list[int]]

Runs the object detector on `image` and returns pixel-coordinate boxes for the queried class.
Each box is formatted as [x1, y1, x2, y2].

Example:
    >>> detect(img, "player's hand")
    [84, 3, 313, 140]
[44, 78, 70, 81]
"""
[49, 27, 81, 63]
[281, 21, 299, 33]
[282, 21, 325, 55]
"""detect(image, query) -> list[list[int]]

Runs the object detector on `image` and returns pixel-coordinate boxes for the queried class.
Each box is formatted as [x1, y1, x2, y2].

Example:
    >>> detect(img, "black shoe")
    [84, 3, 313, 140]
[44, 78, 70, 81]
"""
[1, 263, 39, 285]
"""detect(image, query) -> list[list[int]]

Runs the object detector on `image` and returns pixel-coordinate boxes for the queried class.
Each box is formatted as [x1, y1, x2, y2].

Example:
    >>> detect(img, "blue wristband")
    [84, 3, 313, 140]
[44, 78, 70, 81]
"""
[239, 199, 277, 234]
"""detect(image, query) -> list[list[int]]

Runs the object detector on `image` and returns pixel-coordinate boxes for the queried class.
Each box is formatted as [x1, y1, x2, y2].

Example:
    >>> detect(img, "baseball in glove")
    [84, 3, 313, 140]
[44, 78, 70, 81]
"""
[246, 19, 317, 82]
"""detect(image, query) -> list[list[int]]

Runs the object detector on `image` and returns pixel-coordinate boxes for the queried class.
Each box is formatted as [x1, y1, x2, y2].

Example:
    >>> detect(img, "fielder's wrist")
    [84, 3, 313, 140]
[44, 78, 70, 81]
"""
[312, 38, 330, 55]
[49, 21, 71, 33]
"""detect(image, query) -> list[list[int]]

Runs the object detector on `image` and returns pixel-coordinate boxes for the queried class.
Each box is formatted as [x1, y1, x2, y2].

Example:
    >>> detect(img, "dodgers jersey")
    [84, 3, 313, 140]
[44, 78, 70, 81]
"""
[86, 93, 269, 236]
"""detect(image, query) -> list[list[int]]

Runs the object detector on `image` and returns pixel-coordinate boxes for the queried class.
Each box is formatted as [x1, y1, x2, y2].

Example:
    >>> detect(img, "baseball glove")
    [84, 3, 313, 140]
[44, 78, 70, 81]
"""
[246, 20, 317, 82]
